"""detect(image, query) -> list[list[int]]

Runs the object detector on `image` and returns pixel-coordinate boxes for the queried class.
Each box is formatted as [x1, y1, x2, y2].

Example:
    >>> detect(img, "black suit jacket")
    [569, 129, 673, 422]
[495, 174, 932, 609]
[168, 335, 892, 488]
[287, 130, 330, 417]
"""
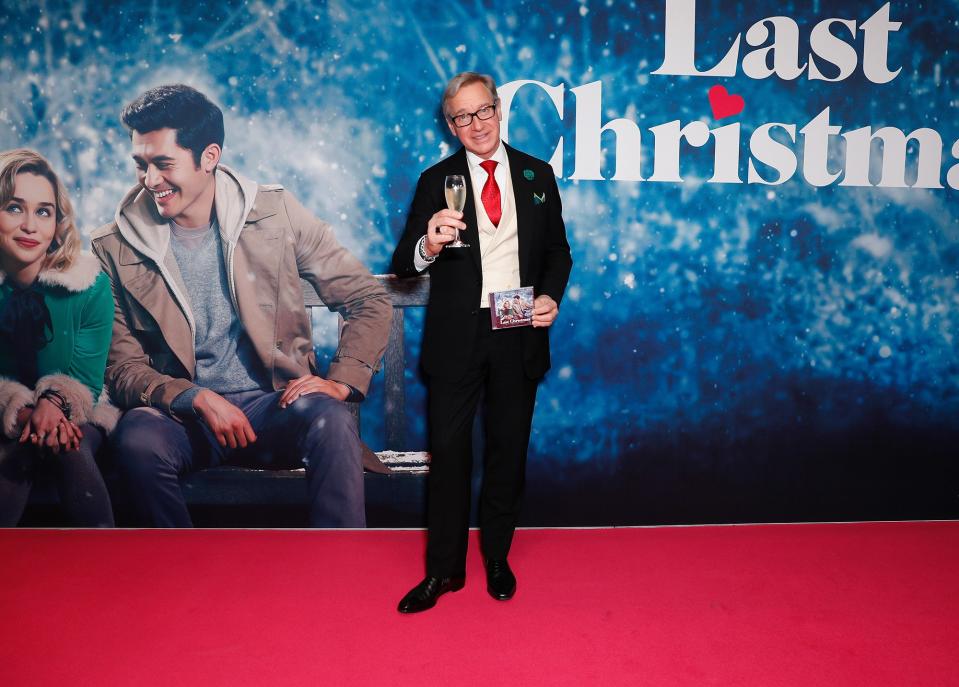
[391, 144, 572, 380]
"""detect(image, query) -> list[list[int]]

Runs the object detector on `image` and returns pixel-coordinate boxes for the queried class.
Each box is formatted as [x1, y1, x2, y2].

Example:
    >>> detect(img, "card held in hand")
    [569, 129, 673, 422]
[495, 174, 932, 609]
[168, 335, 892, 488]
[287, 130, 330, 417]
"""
[489, 287, 534, 330]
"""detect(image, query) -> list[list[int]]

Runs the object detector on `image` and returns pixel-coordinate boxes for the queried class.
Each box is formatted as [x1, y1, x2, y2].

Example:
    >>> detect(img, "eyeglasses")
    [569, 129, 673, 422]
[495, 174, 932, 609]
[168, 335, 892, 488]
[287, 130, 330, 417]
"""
[448, 101, 499, 128]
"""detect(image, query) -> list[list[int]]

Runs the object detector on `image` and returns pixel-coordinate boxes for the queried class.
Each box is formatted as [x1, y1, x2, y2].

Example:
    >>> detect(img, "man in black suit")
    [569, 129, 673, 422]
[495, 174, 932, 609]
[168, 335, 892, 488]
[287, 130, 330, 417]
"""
[392, 72, 572, 613]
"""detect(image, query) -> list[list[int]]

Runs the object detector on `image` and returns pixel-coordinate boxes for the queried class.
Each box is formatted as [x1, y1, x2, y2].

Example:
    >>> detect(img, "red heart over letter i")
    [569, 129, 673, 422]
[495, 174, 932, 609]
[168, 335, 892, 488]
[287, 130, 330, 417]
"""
[708, 85, 745, 119]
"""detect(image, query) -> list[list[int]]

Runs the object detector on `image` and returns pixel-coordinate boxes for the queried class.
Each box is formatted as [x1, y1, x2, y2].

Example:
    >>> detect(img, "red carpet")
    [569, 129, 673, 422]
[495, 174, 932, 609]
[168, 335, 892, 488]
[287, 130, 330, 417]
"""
[1, 522, 957, 686]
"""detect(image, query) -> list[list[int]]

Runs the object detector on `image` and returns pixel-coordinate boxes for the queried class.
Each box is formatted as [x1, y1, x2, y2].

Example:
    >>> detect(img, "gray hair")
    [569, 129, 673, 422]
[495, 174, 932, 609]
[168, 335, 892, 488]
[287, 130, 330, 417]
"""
[442, 72, 499, 118]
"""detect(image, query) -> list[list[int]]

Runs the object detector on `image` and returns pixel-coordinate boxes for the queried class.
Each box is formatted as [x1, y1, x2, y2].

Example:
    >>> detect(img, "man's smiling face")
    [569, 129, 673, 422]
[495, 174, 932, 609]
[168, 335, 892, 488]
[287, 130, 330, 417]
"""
[131, 127, 217, 228]
[446, 81, 502, 160]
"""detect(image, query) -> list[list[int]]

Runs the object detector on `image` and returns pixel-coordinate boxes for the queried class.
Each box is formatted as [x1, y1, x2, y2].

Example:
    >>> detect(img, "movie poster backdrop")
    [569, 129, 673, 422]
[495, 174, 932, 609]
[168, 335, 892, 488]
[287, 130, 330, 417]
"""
[2, 0, 956, 523]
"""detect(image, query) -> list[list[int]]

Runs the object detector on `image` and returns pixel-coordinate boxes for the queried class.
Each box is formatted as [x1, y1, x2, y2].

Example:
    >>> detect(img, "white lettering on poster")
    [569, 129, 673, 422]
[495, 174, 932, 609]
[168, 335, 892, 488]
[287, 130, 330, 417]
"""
[498, 1, 955, 190]
[652, 0, 902, 83]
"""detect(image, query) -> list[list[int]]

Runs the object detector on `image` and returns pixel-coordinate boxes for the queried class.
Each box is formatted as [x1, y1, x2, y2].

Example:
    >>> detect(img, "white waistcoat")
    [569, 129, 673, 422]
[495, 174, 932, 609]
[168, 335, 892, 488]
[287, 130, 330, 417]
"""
[474, 170, 521, 308]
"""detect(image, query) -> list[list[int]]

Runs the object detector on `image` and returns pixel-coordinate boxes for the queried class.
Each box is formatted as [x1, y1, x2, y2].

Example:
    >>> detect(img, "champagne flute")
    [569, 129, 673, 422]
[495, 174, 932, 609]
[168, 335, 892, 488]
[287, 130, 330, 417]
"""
[444, 174, 469, 248]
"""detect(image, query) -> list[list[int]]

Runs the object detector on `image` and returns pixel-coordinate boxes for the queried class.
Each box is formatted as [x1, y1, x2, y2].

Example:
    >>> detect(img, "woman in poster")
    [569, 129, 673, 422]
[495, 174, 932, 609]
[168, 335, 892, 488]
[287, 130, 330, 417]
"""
[0, 148, 117, 526]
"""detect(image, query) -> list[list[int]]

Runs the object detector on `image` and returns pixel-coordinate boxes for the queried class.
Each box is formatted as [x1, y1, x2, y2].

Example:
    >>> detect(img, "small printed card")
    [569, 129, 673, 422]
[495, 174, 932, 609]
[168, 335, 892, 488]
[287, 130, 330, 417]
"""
[489, 287, 534, 330]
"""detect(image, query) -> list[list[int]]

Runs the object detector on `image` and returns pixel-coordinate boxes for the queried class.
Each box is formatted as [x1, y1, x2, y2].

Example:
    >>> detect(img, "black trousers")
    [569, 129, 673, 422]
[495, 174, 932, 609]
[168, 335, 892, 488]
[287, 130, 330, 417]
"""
[0, 424, 113, 527]
[425, 314, 539, 577]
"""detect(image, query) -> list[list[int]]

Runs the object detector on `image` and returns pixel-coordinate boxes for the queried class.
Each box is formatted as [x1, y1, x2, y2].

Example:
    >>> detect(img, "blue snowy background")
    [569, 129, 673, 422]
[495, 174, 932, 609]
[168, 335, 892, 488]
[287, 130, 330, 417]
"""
[2, 0, 956, 523]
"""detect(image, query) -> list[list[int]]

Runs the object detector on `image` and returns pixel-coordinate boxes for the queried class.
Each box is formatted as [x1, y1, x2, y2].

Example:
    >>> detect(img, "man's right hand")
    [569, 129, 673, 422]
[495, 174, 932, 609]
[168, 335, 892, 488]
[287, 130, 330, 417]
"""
[424, 209, 466, 256]
[193, 389, 257, 449]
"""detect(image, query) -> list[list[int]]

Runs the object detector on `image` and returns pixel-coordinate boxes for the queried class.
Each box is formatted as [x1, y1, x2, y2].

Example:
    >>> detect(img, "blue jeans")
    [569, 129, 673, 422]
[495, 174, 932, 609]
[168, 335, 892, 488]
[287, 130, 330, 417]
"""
[111, 389, 365, 527]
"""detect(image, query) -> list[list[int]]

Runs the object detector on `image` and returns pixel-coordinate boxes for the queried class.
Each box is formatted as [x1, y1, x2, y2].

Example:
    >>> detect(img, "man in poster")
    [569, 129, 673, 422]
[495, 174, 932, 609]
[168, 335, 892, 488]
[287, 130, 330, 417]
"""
[92, 85, 391, 527]
[392, 72, 572, 612]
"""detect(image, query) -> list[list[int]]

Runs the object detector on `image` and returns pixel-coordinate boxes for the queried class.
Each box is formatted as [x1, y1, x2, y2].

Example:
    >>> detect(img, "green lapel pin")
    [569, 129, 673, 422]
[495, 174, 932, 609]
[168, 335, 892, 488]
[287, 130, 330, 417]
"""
[523, 169, 534, 181]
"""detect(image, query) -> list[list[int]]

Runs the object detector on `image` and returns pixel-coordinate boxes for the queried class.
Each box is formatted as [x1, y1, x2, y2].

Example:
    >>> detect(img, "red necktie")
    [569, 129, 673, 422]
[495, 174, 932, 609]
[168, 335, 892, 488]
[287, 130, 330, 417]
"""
[479, 159, 501, 227]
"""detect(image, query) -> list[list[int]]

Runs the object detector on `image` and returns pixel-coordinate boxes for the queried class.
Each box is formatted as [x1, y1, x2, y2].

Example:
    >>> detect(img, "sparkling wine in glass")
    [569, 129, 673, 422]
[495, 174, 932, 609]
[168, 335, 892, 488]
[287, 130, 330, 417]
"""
[444, 174, 469, 248]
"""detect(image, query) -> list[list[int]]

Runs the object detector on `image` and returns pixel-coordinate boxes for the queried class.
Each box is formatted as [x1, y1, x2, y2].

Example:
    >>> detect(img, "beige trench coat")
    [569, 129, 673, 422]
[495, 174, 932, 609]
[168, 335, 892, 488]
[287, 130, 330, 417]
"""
[91, 167, 391, 414]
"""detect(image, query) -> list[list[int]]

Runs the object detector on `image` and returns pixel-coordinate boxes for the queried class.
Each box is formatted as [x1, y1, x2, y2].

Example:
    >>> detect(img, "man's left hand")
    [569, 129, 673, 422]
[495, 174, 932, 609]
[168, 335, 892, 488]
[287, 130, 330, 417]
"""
[279, 375, 351, 408]
[531, 295, 559, 328]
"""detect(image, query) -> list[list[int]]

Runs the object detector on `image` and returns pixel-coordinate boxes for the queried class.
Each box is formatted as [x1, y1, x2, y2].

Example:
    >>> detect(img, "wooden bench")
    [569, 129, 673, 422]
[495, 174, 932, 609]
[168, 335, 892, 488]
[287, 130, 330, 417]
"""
[26, 274, 433, 527]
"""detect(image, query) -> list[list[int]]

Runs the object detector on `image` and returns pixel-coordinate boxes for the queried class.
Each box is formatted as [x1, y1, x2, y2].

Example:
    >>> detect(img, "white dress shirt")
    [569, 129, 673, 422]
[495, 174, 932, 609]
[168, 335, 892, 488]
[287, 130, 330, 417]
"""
[413, 142, 509, 273]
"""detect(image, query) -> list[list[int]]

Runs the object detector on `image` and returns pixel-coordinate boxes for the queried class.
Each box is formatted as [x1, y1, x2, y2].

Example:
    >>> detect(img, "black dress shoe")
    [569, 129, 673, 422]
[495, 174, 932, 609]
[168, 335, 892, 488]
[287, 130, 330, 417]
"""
[397, 575, 466, 613]
[485, 559, 516, 600]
